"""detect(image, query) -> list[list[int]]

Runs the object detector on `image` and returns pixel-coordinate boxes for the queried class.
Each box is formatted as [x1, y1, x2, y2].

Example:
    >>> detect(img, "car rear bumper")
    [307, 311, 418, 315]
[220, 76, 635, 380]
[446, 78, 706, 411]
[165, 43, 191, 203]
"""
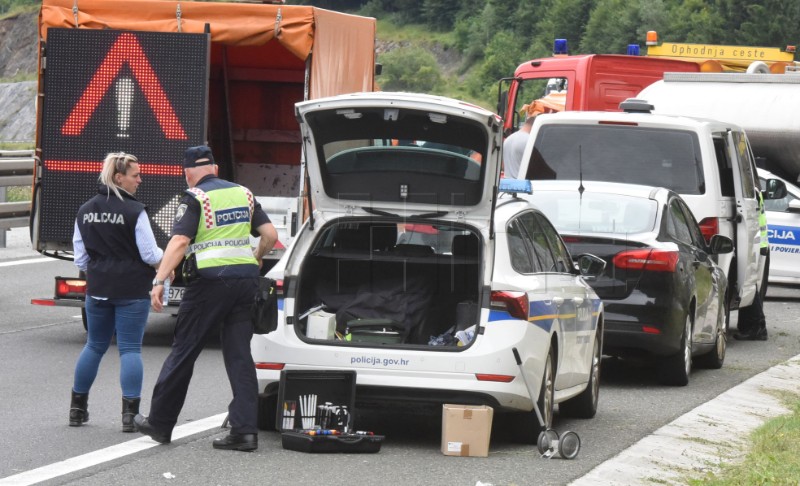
[251, 318, 557, 412]
[602, 301, 686, 357]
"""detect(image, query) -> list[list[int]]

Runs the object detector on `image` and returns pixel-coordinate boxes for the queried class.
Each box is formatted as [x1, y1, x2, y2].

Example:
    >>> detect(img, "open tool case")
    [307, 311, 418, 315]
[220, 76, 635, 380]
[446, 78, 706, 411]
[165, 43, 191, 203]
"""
[278, 370, 384, 453]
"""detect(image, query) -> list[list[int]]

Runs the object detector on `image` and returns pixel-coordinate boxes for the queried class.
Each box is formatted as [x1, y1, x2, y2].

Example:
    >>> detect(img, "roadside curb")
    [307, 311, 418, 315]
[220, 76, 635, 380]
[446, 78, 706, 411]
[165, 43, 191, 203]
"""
[570, 354, 800, 485]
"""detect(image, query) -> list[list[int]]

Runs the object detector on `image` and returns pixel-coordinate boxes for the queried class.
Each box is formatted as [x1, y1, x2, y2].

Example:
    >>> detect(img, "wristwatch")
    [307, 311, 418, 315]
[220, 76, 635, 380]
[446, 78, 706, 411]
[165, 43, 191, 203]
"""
[152, 278, 166, 286]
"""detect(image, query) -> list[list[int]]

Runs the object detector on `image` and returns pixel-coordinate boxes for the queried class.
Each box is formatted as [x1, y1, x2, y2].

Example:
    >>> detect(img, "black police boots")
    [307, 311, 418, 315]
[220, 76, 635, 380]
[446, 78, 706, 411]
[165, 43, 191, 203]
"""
[122, 397, 140, 433]
[212, 433, 258, 452]
[69, 390, 89, 426]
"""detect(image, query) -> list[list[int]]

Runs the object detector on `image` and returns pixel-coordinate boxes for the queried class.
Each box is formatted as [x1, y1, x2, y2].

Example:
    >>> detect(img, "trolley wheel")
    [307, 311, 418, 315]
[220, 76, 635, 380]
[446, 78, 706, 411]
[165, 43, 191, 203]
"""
[558, 430, 581, 459]
[537, 429, 559, 455]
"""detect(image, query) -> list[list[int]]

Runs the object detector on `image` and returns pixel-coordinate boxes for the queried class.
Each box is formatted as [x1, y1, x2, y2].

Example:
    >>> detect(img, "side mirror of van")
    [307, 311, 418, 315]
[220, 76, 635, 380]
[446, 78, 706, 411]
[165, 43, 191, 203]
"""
[763, 179, 787, 200]
[708, 234, 734, 255]
[576, 254, 606, 279]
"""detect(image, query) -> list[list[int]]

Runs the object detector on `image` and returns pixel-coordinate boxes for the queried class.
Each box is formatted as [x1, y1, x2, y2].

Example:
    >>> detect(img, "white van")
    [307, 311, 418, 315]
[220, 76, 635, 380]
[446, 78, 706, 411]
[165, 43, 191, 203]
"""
[516, 100, 785, 322]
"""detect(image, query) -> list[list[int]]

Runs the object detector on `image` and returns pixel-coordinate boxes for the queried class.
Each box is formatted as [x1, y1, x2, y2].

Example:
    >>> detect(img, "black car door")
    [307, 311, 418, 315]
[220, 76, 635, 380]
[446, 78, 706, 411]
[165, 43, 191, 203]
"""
[671, 197, 715, 342]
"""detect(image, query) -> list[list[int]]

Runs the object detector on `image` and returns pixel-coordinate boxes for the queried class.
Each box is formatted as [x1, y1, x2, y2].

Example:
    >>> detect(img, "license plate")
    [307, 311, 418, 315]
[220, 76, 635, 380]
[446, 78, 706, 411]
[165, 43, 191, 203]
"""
[168, 286, 185, 304]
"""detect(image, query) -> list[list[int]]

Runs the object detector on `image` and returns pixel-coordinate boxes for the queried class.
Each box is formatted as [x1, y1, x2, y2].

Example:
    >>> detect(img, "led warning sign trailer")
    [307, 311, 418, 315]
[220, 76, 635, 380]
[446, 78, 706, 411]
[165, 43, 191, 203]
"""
[36, 28, 209, 250]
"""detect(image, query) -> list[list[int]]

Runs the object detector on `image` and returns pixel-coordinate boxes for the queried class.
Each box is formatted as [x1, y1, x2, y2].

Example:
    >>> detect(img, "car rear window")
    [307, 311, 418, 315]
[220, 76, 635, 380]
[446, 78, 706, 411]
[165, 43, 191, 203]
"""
[527, 124, 705, 195]
[530, 191, 658, 234]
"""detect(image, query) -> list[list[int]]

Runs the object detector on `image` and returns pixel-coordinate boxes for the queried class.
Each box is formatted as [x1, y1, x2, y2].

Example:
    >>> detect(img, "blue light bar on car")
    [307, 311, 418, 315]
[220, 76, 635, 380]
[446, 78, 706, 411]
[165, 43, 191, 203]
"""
[626, 44, 641, 55]
[553, 39, 568, 55]
[499, 178, 532, 195]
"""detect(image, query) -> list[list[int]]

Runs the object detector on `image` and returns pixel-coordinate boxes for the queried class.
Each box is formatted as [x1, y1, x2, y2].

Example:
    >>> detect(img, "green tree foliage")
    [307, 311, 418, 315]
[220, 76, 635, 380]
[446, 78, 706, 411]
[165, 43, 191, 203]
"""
[580, 0, 650, 54]
[378, 46, 443, 92]
[0, 0, 37, 17]
[468, 31, 525, 100]
[422, 0, 457, 30]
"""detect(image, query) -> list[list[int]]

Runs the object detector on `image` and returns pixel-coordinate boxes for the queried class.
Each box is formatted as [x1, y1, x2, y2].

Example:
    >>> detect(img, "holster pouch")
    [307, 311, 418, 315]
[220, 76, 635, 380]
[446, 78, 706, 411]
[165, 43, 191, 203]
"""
[252, 277, 278, 334]
[182, 254, 199, 282]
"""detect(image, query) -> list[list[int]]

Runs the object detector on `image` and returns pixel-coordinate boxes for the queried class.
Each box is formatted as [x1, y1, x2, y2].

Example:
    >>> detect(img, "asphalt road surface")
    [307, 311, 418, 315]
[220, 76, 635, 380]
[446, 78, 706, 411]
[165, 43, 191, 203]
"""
[1, 227, 798, 485]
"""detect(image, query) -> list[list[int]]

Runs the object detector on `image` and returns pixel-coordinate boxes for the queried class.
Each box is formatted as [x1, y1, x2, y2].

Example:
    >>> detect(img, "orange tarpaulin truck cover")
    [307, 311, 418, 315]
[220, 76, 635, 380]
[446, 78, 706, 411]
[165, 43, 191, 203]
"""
[39, 0, 376, 98]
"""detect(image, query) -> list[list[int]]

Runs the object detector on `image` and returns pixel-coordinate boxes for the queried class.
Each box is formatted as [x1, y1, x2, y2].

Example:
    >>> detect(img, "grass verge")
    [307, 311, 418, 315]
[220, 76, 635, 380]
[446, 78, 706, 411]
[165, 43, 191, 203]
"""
[688, 391, 800, 485]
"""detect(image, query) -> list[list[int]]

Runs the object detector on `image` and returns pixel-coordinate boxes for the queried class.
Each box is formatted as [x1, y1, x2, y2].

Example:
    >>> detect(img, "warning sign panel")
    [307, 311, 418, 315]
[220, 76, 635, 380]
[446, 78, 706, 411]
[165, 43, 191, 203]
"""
[40, 29, 209, 247]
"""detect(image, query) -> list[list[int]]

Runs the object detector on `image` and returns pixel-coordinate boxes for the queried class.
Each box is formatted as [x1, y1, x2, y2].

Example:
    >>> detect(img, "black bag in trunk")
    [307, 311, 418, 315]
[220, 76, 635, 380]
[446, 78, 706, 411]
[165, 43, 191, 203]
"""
[252, 277, 278, 334]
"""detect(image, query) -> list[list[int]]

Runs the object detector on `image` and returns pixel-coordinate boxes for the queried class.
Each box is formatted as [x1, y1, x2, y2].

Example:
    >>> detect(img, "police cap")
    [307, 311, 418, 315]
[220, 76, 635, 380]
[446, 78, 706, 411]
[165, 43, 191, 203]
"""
[183, 145, 215, 168]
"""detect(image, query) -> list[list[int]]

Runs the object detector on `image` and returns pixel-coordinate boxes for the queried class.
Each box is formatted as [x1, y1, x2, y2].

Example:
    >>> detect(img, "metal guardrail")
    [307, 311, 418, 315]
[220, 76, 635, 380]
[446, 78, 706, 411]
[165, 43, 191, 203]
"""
[0, 149, 34, 232]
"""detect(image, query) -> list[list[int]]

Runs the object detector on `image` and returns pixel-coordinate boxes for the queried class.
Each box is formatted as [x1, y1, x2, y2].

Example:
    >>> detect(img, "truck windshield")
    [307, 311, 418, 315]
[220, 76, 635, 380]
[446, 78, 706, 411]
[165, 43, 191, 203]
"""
[511, 77, 567, 130]
[527, 125, 705, 195]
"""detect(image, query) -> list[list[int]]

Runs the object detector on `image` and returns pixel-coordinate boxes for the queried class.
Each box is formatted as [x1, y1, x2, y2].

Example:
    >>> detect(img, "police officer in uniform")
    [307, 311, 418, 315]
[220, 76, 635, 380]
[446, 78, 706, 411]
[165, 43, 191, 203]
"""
[70, 152, 163, 432]
[135, 146, 277, 451]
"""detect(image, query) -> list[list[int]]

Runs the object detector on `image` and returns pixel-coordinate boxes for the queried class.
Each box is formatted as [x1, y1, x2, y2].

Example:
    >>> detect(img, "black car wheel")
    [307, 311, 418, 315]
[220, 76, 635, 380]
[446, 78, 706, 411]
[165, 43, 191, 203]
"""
[538, 348, 555, 430]
[658, 313, 692, 386]
[696, 297, 727, 369]
[559, 334, 601, 418]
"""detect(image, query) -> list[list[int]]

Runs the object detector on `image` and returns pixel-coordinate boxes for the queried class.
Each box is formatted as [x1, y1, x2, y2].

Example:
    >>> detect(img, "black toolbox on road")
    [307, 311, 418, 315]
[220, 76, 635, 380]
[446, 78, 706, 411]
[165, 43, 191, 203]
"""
[281, 430, 384, 453]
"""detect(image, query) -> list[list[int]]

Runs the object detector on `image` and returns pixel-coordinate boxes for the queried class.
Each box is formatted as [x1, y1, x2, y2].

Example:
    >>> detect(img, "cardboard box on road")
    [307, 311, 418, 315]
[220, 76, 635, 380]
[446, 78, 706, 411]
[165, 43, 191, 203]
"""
[441, 404, 493, 457]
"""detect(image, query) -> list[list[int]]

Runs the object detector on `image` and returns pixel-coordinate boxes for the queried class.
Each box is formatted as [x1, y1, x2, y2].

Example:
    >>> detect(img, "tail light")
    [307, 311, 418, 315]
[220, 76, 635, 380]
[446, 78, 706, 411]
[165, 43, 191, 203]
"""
[475, 374, 515, 383]
[56, 277, 86, 299]
[275, 279, 284, 296]
[254, 362, 285, 370]
[612, 249, 679, 272]
[698, 217, 719, 244]
[490, 291, 529, 320]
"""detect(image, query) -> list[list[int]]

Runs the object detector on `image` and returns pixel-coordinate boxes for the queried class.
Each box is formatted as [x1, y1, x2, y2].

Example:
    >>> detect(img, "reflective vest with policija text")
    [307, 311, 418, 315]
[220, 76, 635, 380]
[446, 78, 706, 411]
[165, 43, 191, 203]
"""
[185, 183, 257, 278]
[758, 190, 768, 250]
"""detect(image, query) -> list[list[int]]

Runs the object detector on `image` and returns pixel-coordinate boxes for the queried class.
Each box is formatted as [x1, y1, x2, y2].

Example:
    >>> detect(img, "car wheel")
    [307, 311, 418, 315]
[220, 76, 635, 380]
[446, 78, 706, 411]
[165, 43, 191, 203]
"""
[257, 393, 277, 431]
[559, 335, 601, 418]
[658, 313, 692, 386]
[695, 317, 726, 369]
[538, 347, 555, 430]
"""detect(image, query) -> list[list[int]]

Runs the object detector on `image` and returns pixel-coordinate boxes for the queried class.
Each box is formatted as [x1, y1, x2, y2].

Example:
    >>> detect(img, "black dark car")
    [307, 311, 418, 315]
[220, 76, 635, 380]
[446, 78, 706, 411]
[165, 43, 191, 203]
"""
[526, 181, 733, 386]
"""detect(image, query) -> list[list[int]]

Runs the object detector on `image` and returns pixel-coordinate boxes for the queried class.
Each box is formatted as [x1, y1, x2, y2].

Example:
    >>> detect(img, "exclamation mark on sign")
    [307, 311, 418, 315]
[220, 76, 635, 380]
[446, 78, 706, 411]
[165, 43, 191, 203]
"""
[116, 77, 134, 138]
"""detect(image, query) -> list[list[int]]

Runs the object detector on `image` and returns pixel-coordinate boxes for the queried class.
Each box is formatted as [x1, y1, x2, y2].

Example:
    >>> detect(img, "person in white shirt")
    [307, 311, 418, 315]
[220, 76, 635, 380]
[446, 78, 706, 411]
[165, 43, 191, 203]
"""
[502, 115, 535, 179]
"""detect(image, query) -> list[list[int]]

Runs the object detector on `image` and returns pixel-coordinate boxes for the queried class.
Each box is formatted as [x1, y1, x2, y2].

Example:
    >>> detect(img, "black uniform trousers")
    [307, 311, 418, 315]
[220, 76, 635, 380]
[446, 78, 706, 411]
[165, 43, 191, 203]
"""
[148, 277, 258, 435]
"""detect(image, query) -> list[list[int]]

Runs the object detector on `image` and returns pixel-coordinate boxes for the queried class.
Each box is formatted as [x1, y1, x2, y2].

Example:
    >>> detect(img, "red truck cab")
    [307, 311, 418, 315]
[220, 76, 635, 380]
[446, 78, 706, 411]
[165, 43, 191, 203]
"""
[501, 44, 700, 133]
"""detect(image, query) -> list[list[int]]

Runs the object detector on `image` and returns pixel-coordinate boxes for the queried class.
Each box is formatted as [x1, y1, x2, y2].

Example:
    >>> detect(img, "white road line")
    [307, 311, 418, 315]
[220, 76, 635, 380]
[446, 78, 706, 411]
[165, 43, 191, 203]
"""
[0, 412, 228, 486]
[0, 257, 53, 267]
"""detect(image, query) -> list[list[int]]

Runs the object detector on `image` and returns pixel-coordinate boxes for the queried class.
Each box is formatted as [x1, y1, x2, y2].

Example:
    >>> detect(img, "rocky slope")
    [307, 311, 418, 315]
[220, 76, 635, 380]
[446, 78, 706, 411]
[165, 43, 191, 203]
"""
[0, 10, 38, 142]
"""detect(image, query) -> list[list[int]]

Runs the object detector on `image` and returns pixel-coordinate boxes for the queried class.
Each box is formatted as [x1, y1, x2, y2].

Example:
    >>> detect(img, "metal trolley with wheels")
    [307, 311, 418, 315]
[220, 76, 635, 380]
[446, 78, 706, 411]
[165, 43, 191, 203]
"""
[512, 347, 581, 459]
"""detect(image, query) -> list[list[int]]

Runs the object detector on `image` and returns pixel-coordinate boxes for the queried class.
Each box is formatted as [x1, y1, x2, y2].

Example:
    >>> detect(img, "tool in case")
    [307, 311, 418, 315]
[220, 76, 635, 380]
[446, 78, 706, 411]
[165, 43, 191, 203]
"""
[277, 370, 384, 453]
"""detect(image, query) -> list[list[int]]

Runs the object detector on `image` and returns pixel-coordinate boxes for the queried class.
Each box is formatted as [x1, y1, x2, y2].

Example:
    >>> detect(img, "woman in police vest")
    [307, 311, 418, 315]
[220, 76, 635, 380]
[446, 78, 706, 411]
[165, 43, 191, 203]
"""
[70, 152, 164, 432]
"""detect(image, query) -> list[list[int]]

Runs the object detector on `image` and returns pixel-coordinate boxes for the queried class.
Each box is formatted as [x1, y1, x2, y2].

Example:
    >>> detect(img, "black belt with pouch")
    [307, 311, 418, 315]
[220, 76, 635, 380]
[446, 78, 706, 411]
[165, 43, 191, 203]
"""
[252, 277, 278, 334]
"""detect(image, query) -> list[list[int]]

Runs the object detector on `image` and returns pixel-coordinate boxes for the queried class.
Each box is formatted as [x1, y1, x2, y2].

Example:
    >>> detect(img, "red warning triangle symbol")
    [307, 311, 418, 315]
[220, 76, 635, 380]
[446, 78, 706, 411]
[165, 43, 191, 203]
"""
[61, 32, 188, 140]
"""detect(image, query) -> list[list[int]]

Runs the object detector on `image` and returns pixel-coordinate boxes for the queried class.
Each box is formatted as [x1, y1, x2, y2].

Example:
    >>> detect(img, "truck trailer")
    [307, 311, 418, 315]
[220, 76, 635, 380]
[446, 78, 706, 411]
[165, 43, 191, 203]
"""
[29, 0, 378, 322]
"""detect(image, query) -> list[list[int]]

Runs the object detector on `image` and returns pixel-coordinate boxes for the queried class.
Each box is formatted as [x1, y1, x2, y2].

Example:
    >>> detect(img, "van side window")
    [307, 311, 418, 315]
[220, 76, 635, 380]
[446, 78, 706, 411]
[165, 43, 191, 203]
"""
[667, 200, 693, 245]
[713, 136, 735, 197]
[731, 131, 756, 199]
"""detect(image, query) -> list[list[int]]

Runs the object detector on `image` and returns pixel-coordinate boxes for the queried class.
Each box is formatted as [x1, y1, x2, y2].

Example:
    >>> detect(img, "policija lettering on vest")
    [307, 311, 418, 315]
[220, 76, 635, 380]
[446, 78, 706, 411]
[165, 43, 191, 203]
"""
[82, 212, 126, 224]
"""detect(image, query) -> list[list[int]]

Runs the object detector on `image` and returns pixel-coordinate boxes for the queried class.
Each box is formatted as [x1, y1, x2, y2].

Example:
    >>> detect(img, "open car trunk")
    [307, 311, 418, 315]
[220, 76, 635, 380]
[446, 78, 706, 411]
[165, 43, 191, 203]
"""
[291, 220, 483, 348]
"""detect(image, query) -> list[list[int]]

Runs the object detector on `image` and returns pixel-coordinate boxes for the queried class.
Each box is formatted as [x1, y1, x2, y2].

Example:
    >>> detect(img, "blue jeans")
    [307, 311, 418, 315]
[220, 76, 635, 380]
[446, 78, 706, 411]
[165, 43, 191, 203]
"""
[73, 297, 150, 398]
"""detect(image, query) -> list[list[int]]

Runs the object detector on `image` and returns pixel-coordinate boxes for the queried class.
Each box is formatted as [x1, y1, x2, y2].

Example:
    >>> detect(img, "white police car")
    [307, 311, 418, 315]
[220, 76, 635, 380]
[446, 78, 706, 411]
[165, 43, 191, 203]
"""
[251, 93, 605, 438]
[758, 168, 800, 285]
